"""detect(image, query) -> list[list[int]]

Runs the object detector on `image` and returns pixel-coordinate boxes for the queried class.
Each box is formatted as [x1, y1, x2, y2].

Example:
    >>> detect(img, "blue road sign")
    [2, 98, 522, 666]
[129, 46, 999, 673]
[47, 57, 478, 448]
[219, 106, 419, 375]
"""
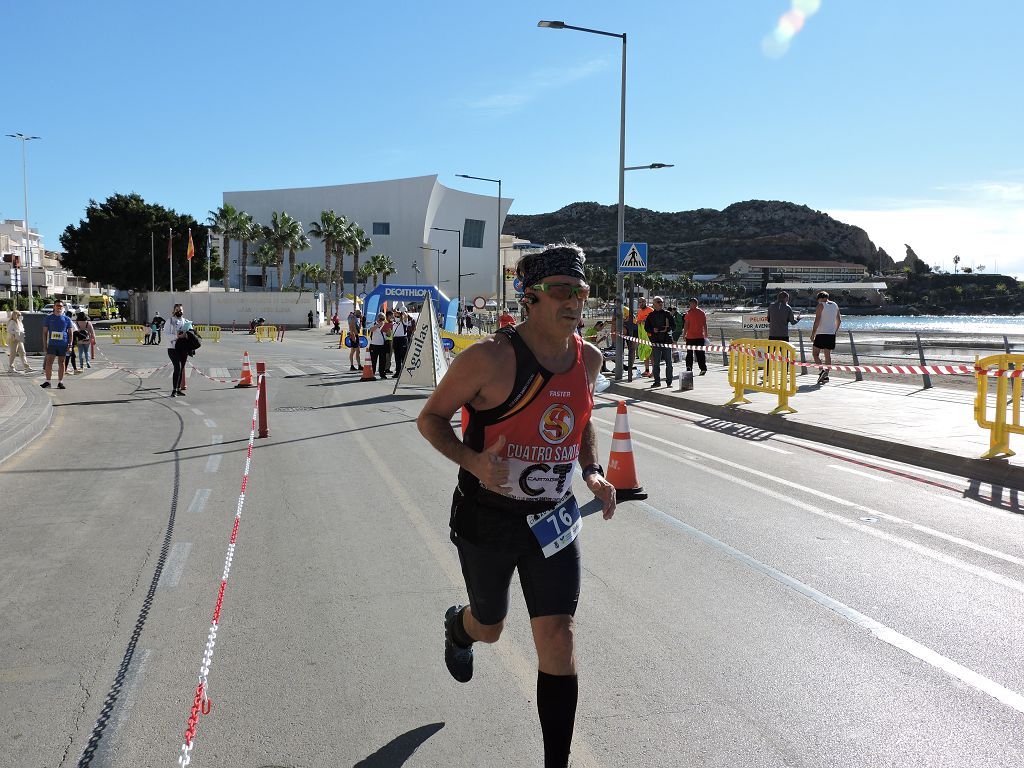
[618, 242, 648, 273]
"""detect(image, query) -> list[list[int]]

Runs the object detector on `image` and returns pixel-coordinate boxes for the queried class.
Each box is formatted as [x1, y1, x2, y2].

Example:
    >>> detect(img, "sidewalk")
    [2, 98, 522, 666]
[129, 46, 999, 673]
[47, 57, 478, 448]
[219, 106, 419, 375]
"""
[0, 373, 53, 465]
[606, 360, 1024, 490]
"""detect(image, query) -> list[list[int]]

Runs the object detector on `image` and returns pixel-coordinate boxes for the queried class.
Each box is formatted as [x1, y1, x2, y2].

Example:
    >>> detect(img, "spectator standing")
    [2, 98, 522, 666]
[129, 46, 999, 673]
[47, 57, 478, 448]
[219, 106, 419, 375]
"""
[331, 313, 341, 334]
[498, 308, 516, 328]
[682, 298, 709, 376]
[671, 306, 684, 343]
[347, 309, 363, 371]
[464, 309, 475, 334]
[591, 320, 611, 373]
[166, 303, 190, 396]
[75, 312, 96, 370]
[643, 297, 675, 387]
[151, 312, 164, 344]
[368, 313, 388, 379]
[307, 310, 314, 328]
[392, 310, 410, 373]
[65, 316, 81, 376]
[811, 291, 842, 384]
[622, 307, 639, 374]
[766, 291, 800, 342]
[41, 300, 73, 389]
[383, 310, 396, 374]
[635, 296, 653, 377]
[5, 309, 32, 373]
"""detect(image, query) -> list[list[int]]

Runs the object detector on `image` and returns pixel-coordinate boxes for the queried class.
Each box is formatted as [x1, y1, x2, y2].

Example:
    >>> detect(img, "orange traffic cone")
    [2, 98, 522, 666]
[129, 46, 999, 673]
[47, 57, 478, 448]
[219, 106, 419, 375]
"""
[605, 400, 648, 502]
[235, 351, 254, 388]
[360, 352, 376, 381]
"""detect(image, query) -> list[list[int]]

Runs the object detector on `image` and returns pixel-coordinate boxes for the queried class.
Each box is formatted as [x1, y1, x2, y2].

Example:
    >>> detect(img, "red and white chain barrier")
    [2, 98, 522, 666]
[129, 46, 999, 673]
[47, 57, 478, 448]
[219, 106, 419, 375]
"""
[616, 334, 1020, 377]
[187, 362, 243, 385]
[177, 374, 264, 767]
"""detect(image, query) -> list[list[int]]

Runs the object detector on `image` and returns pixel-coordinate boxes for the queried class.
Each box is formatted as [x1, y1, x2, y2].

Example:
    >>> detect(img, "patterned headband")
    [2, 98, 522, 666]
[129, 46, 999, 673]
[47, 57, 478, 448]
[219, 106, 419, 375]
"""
[522, 246, 586, 289]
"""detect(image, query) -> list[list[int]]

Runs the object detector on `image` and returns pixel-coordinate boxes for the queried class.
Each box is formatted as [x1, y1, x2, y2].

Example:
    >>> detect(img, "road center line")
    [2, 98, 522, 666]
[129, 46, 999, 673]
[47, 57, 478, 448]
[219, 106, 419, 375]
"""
[593, 418, 1024, 584]
[205, 454, 222, 473]
[190, 408, 204, 416]
[186, 489, 211, 515]
[593, 416, 1024, 570]
[211, 435, 223, 445]
[829, 464, 893, 482]
[203, 418, 217, 429]
[158, 542, 192, 590]
[634, 499, 1024, 715]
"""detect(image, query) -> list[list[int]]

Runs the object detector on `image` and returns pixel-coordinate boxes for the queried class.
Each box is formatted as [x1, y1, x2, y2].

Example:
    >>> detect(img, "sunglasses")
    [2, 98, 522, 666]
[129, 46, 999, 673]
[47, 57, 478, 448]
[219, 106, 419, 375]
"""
[531, 282, 590, 301]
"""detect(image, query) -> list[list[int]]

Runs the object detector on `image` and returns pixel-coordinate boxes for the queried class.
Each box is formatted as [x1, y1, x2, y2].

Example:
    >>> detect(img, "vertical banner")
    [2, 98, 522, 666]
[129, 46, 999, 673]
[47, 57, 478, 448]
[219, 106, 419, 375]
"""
[187, 228, 194, 291]
[392, 291, 449, 393]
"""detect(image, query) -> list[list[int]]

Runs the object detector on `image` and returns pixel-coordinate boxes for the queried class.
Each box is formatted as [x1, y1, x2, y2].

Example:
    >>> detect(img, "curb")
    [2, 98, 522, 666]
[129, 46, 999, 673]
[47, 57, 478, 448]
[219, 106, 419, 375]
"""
[0, 377, 54, 466]
[606, 382, 1024, 491]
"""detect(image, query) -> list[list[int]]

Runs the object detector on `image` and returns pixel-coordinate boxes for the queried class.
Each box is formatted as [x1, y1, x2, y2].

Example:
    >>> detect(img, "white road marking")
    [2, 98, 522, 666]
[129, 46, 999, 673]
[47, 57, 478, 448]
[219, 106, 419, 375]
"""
[208, 367, 230, 379]
[593, 417, 1024, 582]
[190, 408, 204, 416]
[158, 542, 192, 590]
[203, 418, 217, 429]
[85, 368, 118, 379]
[211, 435, 223, 445]
[186, 488, 211, 515]
[636, 499, 1024, 715]
[829, 464, 893, 482]
[91, 648, 152, 763]
[759, 444, 792, 454]
[308, 364, 334, 373]
[277, 364, 305, 376]
[205, 454, 222, 473]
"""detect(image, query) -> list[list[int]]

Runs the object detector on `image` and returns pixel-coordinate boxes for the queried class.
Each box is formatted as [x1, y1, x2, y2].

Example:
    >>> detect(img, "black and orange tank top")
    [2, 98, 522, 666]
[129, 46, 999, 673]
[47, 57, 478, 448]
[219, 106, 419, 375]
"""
[459, 327, 593, 509]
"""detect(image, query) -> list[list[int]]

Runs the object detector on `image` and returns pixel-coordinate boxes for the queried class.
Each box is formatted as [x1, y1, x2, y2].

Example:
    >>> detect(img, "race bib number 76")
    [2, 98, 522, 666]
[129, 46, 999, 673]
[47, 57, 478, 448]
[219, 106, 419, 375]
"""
[527, 497, 581, 558]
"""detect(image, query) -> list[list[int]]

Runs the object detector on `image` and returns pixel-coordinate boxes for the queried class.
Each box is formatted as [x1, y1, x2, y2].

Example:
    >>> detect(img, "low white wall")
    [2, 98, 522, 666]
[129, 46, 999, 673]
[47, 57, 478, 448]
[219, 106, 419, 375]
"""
[142, 291, 326, 327]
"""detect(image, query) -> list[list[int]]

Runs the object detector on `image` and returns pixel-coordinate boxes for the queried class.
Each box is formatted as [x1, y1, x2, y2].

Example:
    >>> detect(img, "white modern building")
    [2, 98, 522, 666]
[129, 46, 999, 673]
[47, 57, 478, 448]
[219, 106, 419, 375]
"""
[223, 175, 512, 304]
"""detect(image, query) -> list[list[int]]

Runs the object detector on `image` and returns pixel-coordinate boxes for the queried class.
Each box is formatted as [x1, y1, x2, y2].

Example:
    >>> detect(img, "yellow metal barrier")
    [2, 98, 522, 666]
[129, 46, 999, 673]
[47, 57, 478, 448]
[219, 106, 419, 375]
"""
[440, 330, 481, 355]
[254, 325, 279, 342]
[725, 338, 798, 415]
[110, 324, 145, 344]
[194, 325, 221, 342]
[0, 323, 7, 348]
[974, 353, 1024, 458]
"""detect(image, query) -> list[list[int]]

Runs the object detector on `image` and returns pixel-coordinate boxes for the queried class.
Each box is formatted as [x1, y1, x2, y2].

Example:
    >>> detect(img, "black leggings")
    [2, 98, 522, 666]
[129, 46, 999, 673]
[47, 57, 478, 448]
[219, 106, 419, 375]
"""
[167, 348, 187, 390]
[392, 337, 408, 371]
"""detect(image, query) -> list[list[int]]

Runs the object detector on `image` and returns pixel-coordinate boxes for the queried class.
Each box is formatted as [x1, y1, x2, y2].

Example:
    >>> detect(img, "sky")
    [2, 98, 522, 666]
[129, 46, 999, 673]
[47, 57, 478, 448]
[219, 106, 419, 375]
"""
[4, 0, 1023, 276]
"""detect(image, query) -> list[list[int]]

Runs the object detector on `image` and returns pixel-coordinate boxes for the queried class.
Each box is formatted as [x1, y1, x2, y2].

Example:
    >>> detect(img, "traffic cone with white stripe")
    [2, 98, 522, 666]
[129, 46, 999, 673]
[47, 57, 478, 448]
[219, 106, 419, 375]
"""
[235, 351, 254, 388]
[360, 350, 376, 381]
[605, 400, 648, 502]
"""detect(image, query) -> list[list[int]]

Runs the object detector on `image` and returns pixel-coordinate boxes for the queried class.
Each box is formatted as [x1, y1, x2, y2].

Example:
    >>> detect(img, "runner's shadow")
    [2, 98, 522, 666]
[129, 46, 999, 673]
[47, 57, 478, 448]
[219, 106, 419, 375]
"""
[353, 722, 445, 767]
[580, 498, 606, 518]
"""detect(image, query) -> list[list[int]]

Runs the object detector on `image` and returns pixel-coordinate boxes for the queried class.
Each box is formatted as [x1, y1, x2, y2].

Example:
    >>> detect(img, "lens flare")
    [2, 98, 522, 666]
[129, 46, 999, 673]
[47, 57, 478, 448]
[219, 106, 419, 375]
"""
[762, 1, 822, 58]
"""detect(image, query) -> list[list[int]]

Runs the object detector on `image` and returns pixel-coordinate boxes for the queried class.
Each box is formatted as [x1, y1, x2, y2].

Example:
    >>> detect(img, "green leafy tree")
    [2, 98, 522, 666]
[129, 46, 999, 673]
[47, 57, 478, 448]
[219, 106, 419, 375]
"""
[59, 192, 209, 290]
[262, 212, 299, 291]
[295, 261, 315, 291]
[237, 213, 257, 292]
[358, 262, 375, 291]
[308, 264, 327, 293]
[342, 222, 373, 310]
[369, 253, 396, 285]
[308, 211, 349, 308]
[253, 241, 278, 290]
[207, 203, 242, 290]
[289, 230, 311, 287]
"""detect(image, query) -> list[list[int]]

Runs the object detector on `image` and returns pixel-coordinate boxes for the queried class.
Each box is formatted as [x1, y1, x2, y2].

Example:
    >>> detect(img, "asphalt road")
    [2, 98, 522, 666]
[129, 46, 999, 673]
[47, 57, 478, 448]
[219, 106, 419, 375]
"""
[2, 329, 1022, 767]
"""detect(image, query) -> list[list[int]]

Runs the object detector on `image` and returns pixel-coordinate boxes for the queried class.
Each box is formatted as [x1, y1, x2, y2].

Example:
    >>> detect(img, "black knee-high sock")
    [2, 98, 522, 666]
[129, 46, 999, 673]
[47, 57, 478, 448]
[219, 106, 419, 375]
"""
[537, 671, 578, 768]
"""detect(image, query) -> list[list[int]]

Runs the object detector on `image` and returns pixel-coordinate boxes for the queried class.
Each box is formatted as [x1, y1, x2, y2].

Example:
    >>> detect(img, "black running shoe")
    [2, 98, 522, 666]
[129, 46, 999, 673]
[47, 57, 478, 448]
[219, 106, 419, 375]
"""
[40, 381, 50, 388]
[444, 605, 474, 683]
[57, 382, 66, 390]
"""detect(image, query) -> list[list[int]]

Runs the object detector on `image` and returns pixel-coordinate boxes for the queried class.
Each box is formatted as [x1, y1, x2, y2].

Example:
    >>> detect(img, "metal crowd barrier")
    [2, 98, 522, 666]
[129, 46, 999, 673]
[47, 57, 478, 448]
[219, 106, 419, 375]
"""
[254, 325, 278, 342]
[974, 353, 1024, 458]
[110, 324, 147, 344]
[726, 338, 798, 415]
[0, 323, 7, 348]
[193, 325, 222, 342]
[439, 330, 481, 355]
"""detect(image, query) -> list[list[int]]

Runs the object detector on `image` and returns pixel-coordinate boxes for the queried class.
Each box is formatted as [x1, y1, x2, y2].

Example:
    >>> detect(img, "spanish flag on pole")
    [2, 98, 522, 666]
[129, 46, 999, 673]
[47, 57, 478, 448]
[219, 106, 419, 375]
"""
[186, 229, 195, 261]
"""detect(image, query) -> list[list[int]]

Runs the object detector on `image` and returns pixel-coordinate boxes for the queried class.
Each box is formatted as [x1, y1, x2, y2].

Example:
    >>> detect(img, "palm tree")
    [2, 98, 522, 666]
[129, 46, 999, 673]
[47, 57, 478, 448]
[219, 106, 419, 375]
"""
[295, 261, 315, 291]
[308, 211, 349, 309]
[288, 229, 311, 287]
[263, 211, 300, 291]
[308, 264, 327, 293]
[253, 242, 278, 291]
[370, 253, 396, 285]
[237, 214, 257, 292]
[358, 262, 375, 292]
[207, 203, 240, 290]
[342, 222, 373, 311]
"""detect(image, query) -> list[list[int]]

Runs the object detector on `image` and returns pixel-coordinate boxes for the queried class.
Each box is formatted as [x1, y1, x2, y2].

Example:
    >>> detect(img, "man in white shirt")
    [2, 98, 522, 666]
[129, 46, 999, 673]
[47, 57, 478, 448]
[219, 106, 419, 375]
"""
[810, 291, 842, 385]
[166, 303, 190, 396]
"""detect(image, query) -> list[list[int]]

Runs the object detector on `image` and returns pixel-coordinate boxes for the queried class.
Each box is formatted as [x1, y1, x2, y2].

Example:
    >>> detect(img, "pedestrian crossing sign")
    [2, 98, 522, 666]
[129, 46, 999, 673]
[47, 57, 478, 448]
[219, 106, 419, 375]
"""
[618, 242, 648, 273]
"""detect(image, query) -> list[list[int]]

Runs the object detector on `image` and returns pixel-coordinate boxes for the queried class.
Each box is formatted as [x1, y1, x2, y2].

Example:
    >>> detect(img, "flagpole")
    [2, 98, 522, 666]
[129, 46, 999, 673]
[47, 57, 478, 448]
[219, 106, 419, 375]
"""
[151, 231, 155, 292]
[168, 227, 173, 295]
[187, 227, 193, 291]
[207, 230, 212, 323]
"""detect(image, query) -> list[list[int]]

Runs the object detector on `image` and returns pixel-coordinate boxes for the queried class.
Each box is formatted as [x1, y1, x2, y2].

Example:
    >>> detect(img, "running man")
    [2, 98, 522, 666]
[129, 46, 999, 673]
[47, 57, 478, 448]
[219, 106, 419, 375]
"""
[811, 290, 842, 384]
[418, 243, 616, 768]
[41, 300, 73, 389]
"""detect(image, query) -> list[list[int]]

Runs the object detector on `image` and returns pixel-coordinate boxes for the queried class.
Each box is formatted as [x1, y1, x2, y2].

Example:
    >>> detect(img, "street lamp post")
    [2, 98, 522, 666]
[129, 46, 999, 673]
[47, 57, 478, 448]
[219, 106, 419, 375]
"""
[6, 133, 41, 307]
[419, 246, 446, 287]
[430, 226, 462, 309]
[455, 174, 503, 309]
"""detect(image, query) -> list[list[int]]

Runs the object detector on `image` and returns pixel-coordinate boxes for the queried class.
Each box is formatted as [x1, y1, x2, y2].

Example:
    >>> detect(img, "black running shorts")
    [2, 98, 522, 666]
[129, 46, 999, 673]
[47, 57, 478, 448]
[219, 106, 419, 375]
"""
[813, 334, 836, 350]
[450, 487, 582, 625]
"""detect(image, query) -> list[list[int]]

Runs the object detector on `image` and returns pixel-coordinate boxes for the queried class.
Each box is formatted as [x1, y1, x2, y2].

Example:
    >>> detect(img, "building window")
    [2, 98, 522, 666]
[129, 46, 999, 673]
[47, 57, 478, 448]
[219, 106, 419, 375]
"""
[463, 219, 486, 249]
[372, 222, 390, 236]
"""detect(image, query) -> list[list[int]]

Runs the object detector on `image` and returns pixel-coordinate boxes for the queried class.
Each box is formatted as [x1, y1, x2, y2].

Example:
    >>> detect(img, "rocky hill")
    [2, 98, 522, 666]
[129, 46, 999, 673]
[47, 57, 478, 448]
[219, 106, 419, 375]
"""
[504, 200, 892, 276]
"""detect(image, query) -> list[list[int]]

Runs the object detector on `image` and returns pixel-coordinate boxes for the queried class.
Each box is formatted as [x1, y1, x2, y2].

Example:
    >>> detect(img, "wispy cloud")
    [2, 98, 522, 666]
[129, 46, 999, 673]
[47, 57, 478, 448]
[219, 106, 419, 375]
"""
[468, 58, 610, 116]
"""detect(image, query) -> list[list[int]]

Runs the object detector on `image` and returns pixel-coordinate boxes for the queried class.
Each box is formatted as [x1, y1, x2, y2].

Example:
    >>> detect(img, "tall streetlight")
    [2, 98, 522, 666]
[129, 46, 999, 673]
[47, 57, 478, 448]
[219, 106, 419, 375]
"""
[6, 133, 41, 307]
[455, 174, 503, 309]
[431, 226, 462, 309]
[419, 245, 446, 287]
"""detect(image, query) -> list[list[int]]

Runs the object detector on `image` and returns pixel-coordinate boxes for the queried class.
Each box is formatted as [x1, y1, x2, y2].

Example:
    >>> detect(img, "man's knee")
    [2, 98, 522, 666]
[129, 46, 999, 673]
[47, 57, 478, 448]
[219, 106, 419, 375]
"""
[533, 615, 576, 659]
[469, 615, 505, 644]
